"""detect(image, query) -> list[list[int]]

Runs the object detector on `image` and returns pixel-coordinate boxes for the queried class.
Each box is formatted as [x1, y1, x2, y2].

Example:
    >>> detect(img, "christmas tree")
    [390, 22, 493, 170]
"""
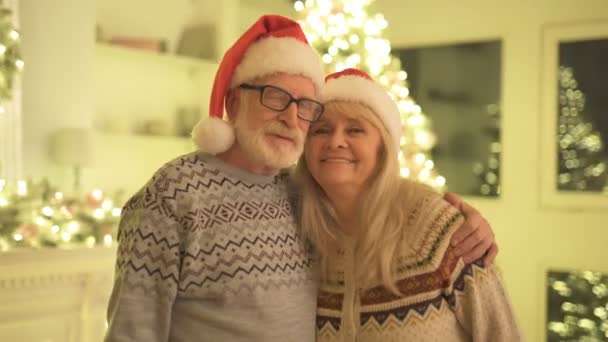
[294, 0, 445, 189]
[557, 66, 607, 192]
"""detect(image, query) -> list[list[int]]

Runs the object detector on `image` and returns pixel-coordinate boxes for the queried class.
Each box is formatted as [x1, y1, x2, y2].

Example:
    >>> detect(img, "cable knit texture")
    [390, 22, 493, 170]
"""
[316, 186, 522, 342]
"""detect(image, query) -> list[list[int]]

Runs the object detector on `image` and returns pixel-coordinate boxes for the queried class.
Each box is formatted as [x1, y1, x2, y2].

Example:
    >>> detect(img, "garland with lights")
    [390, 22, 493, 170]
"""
[295, 0, 445, 189]
[0, 178, 123, 251]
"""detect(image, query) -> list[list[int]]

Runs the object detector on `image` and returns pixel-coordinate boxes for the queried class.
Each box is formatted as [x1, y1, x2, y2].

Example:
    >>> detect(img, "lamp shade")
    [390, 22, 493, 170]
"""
[49, 127, 94, 167]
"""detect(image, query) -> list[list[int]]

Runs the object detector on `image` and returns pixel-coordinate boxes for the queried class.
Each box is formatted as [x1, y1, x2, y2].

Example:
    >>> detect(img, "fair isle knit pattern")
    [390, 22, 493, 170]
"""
[316, 185, 521, 342]
[105, 152, 317, 342]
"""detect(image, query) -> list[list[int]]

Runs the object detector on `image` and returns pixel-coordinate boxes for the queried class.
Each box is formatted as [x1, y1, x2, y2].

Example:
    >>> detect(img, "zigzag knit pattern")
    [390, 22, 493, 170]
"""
[106, 152, 318, 342]
[315, 185, 522, 342]
[114, 152, 315, 296]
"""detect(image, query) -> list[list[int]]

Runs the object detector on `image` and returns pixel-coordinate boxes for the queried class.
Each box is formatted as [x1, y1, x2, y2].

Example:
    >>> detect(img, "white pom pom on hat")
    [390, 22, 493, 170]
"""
[191, 14, 324, 154]
[191, 117, 235, 155]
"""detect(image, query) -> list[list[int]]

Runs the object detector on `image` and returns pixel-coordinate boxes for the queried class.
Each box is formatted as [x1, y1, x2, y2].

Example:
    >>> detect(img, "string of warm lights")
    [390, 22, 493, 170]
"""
[295, 0, 445, 189]
[0, 178, 122, 251]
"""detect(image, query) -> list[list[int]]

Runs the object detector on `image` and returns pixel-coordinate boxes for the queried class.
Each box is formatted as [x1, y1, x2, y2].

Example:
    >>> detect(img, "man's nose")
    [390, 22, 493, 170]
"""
[278, 102, 299, 128]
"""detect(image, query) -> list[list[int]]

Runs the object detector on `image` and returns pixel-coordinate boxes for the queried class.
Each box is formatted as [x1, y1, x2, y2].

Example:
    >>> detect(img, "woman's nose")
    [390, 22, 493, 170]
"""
[327, 131, 347, 149]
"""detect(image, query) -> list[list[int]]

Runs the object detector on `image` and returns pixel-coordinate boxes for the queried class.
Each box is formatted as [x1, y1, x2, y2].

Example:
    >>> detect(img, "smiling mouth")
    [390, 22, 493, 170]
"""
[321, 158, 354, 163]
[268, 134, 295, 144]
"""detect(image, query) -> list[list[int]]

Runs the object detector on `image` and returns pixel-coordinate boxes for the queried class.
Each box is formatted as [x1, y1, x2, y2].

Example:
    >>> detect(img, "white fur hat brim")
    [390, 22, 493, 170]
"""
[230, 36, 324, 92]
[323, 75, 402, 150]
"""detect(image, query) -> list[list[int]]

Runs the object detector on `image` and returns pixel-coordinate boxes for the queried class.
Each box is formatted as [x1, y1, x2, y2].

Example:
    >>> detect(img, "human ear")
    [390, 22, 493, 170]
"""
[225, 89, 240, 122]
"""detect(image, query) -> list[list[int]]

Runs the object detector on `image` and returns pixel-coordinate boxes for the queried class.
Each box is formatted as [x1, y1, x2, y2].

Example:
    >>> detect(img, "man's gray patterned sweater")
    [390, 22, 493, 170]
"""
[105, 152, 317, 342]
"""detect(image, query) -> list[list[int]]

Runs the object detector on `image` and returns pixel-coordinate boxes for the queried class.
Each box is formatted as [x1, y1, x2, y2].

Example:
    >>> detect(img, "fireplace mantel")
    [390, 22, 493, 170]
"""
[0, 247, 116, 342]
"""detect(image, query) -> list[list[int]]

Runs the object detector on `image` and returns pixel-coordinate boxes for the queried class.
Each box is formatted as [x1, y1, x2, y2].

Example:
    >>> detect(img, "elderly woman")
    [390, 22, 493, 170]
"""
[295, 68, 521, 341]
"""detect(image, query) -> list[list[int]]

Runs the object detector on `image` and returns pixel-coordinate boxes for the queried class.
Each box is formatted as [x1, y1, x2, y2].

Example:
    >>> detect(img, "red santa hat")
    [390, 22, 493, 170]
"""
[191, 14, 324, 154]
[323, 68, 402, 151]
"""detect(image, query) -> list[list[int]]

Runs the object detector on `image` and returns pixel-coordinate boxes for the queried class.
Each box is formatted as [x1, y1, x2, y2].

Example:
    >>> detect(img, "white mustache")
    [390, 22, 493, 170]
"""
[264, 123, 303, 145]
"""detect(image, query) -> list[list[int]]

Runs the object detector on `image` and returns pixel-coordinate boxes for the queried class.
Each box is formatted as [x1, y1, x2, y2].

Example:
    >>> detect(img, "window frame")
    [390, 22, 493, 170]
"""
[539, 20, 608, 210]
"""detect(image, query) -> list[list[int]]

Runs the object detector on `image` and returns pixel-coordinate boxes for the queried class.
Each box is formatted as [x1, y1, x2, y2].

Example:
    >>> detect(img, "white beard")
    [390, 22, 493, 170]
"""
[233, 112, 304, 170]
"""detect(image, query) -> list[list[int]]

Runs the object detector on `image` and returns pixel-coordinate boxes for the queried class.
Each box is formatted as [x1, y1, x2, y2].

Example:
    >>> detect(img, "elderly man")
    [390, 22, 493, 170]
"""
[105, 14, 497, 342]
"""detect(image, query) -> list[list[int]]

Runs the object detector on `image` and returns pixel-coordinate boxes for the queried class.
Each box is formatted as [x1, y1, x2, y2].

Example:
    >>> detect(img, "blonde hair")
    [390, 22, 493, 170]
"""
[295, 100, 423, 295]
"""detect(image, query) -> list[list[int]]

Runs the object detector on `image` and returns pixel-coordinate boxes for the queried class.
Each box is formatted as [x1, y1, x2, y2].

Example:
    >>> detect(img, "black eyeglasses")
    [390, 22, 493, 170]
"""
[239, 84, 324, 122]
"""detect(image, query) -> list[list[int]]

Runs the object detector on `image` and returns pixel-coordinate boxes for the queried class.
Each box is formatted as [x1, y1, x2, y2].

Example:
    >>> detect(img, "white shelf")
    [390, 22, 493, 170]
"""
[96, 131, 192, 145]
[94, 41, 217, 136]
[95, 42, 218, 70]
[93, 42, 216, 195]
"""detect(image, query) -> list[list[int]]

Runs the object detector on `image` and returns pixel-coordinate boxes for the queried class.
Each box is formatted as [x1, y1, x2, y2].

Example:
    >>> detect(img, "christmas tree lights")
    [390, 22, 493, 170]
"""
[557, 66, 607, 193]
